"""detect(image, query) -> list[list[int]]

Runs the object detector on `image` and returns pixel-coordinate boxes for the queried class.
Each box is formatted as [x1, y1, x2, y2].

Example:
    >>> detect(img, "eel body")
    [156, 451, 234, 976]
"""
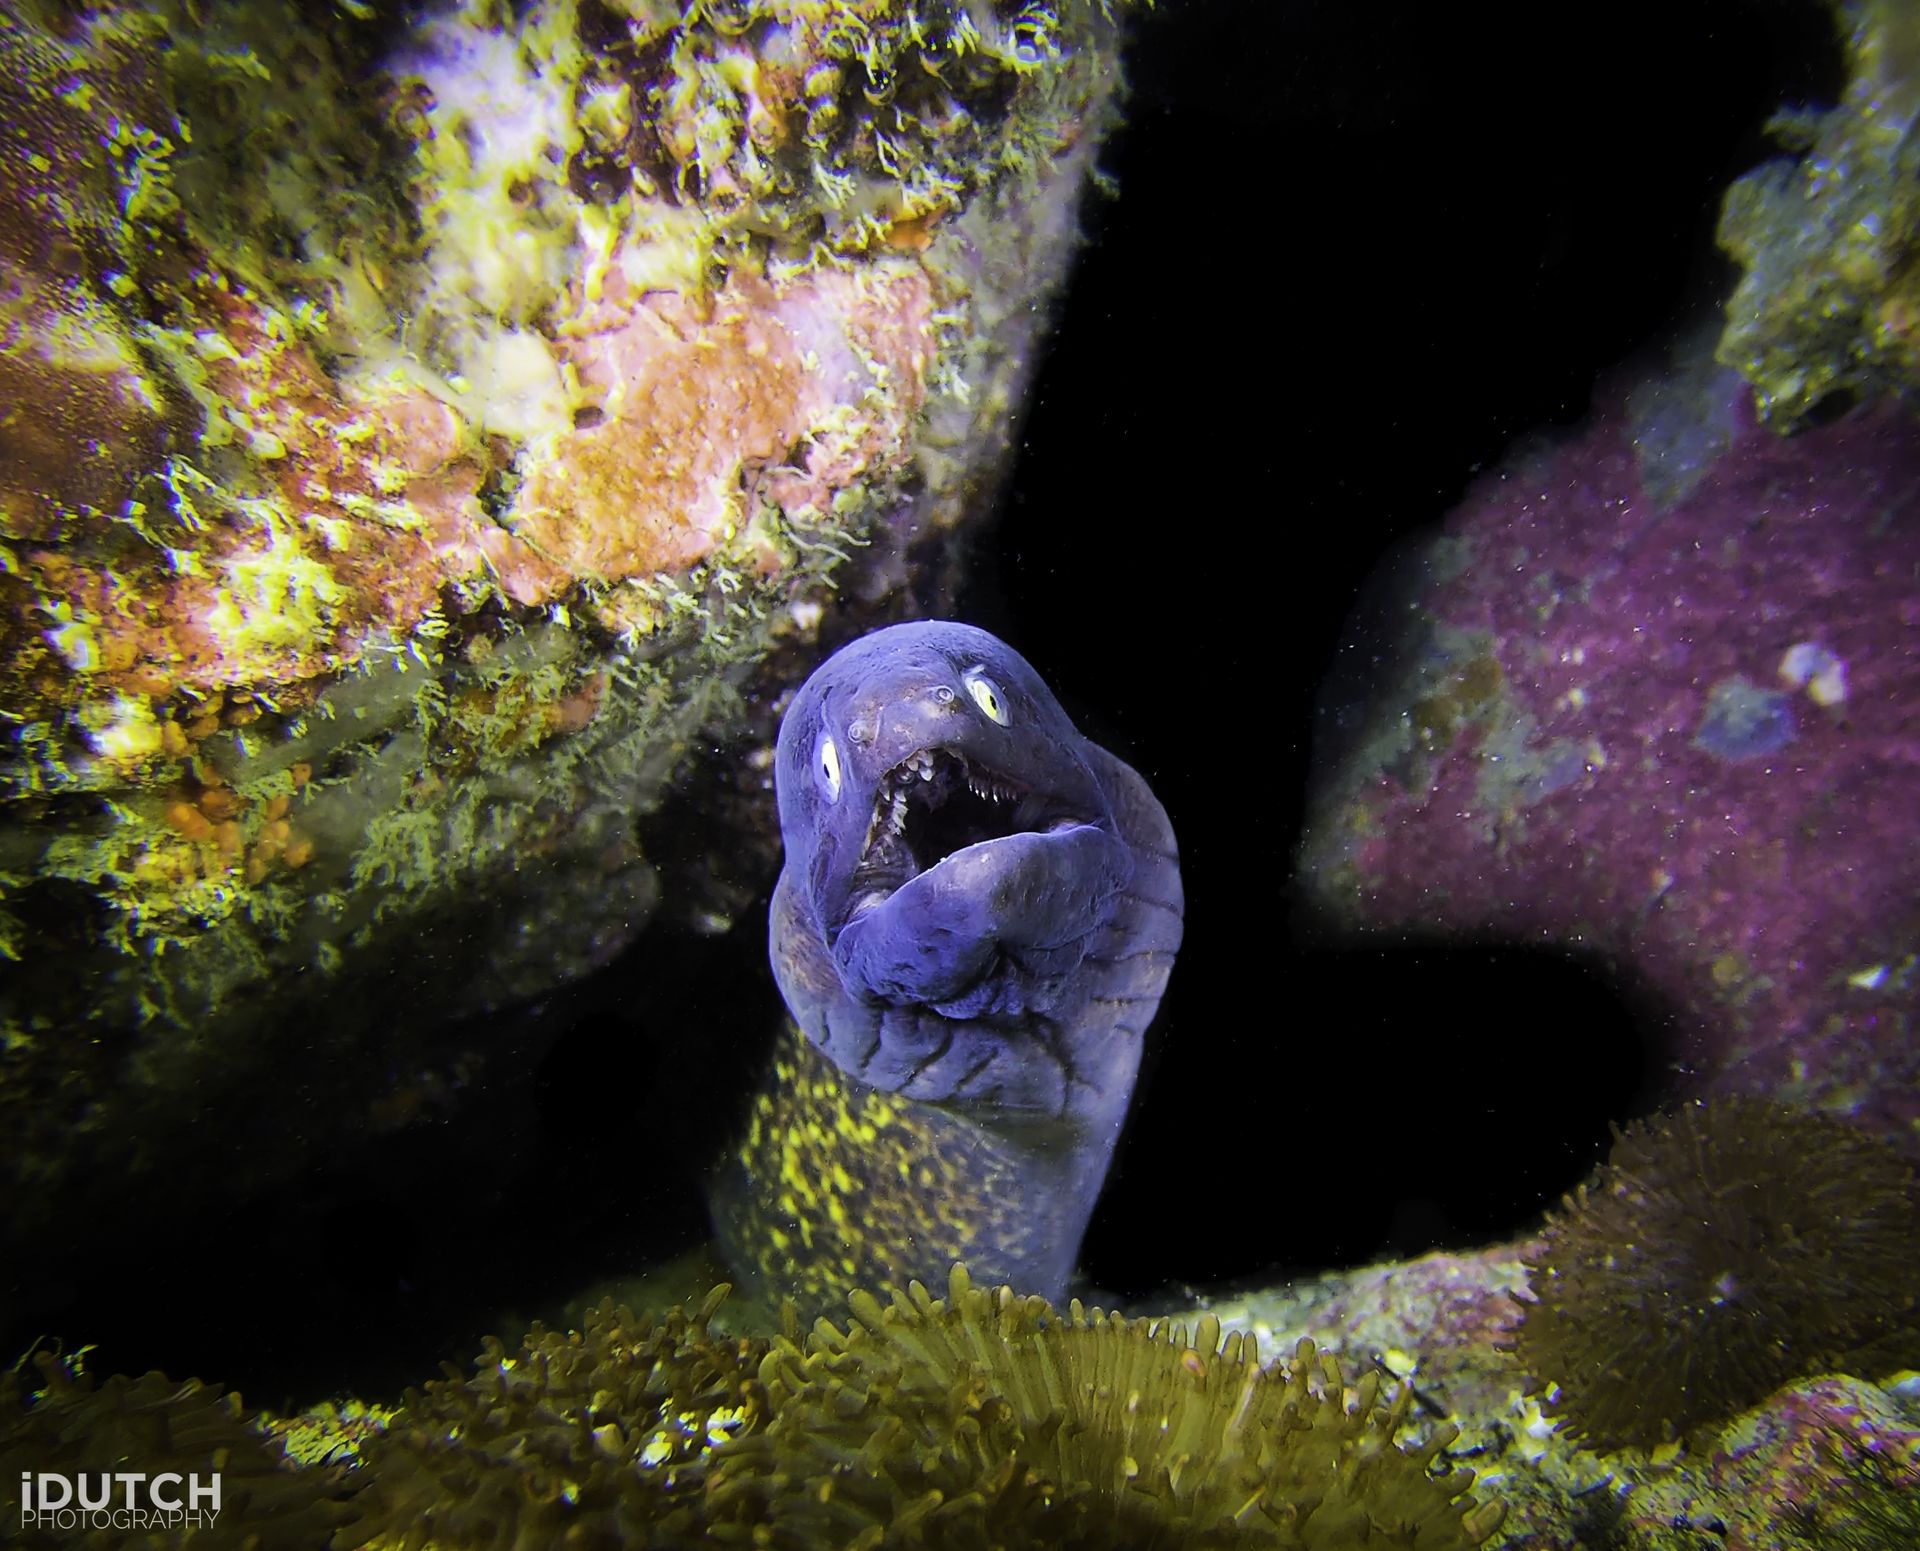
[713, 621, 1182, 1314]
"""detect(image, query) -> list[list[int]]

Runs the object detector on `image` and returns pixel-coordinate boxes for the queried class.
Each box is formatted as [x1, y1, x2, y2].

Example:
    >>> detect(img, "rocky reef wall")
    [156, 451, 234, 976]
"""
[0, 0, 1131, 1246]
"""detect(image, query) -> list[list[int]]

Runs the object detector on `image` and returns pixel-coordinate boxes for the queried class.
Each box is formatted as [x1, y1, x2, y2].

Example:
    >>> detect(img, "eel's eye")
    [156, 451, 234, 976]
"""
[815, 733, 842, 801]
[964, 668, 1010, 726]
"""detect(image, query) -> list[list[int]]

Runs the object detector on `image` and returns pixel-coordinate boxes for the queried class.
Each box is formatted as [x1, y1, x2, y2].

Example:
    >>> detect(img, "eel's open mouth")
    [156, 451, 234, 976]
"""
[846, 747, 1063, 918]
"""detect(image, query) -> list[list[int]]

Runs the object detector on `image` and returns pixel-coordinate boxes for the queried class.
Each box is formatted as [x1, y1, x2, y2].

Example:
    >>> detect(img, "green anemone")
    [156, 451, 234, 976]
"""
[1511, 1096, 1920, 1452]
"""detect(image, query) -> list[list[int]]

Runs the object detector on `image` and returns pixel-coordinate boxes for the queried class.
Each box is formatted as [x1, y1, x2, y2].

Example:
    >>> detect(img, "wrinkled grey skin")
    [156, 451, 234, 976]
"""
[769, 620, 1182, 1286]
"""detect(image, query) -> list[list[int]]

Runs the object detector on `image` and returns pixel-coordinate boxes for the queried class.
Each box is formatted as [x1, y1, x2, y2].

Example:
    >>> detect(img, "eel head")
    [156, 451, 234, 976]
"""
[772, 621, 1144, 1111]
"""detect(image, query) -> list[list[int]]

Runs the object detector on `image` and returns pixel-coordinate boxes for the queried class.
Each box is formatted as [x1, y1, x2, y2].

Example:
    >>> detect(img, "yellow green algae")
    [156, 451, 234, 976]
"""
[1715, 0, 1920, 424]
[0, 0, 1133, 1238]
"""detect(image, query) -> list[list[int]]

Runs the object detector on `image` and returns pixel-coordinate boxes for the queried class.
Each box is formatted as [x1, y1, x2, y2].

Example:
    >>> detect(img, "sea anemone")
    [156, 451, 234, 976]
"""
[0, 1347, 353, 1548]
[340, 1284, 770, 1548]
[6, 1266, 1506, 1548]
[715, 1265, 1507, 1549]
[1509, 1096, 1920, 1451]
[345, 1267, 1505, 1548]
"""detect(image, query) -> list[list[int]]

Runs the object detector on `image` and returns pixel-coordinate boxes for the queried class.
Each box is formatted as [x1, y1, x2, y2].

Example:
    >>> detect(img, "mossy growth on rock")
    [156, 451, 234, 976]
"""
[1714, 0, 1920, 423]
[1510, 1096, 1920, 1452]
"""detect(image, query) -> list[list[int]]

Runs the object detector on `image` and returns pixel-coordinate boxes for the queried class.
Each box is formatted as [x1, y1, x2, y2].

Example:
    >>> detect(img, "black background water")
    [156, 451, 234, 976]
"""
[966, 0, 1837, 1299]
[11, 0, 1840, 1404]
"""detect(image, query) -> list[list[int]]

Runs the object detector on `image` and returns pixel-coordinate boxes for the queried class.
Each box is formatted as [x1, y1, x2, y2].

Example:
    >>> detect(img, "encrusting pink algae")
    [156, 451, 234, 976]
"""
[1301, 357, 1920, 1159]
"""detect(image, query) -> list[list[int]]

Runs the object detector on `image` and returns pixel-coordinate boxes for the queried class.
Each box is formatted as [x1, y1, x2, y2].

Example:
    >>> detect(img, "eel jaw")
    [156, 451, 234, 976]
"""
[842, 746, 1075, 925]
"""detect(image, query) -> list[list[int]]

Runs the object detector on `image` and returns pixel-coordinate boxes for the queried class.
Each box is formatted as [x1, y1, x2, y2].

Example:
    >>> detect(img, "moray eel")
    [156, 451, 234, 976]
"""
[713, 620, 1182, 1314]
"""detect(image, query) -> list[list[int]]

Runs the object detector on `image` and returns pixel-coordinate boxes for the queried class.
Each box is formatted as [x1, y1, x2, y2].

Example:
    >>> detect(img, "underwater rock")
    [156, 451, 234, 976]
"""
[1716, 0, 1920, 425]
[1207, 1245, 1539, 1433]
[1211, 1231, 1920, 1551]
[1626, 1373, 1920, 1550]
[0, 1, 1127, 1250]
[1298, 360, 1920, 1157]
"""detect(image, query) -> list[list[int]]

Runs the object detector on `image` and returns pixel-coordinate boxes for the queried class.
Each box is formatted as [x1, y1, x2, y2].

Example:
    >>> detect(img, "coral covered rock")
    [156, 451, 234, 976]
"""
[1631, 1372, 1920, 1549]
[0, 0, 1128, 1250]
[1213, 1246, 1920, 1551]
[1716, 0, 1920, 424]
[1298, 355, 1920, 1157]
